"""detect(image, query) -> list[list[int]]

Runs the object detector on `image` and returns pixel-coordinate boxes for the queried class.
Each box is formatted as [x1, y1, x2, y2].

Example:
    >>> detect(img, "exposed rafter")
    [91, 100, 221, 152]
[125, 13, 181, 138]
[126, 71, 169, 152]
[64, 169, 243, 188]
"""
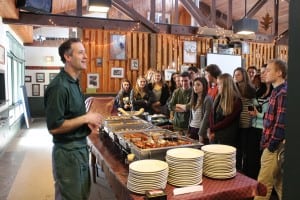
[199, 2, 228, 28]
[112, 0, 159, 33]
[3, 12, 151, 32]
[246, 0, 268, 18]
[180, 0, 213, 27]
[2, 11, 198, 36]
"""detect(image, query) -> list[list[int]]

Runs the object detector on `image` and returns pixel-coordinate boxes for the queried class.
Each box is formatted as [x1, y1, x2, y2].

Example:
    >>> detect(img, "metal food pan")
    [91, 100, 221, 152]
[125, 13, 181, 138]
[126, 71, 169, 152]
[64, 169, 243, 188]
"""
[131, 137, 202, 160]
[104, 116, 133, 120]
[116, 131, 201, 160]
[106, 123, 155, 133]
[103, 118, 146, 127]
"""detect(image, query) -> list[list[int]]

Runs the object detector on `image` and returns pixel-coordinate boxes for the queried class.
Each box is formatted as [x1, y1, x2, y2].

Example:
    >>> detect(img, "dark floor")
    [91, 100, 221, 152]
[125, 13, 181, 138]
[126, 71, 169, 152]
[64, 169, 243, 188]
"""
[0, 118, 116, 200]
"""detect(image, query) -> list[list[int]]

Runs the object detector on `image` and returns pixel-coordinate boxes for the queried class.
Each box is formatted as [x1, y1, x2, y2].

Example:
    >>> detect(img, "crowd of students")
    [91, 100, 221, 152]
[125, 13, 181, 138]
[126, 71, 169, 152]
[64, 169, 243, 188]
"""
[114, 60, 287, 200]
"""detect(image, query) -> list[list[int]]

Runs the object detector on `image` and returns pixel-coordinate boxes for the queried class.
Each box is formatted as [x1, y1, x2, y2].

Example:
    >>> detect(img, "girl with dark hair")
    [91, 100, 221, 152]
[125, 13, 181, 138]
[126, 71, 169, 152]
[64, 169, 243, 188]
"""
[170, 72, 181, 94]
[188, 77, 213, 144]
[233, 67, 257, 174]
[114, 79, 132, 111]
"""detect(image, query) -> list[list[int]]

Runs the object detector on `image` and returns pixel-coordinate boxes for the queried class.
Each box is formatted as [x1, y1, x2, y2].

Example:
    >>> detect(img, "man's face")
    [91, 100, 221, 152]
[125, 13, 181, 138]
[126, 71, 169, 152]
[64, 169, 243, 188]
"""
[205, 71, 213, 83]
[265, 63, 281, 84]
[180, 76, 191, 90]
[66, 42, 87, 71]
[188, 70, 197, 81]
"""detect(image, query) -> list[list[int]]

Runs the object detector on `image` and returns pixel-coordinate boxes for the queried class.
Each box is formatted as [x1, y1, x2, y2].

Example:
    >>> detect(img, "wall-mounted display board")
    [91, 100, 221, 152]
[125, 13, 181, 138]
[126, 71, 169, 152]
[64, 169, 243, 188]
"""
[206, 53, 243, 76]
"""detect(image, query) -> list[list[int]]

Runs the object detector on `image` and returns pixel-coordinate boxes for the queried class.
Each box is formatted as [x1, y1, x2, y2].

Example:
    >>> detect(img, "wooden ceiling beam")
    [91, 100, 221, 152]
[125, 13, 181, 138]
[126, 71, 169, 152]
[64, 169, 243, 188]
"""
[3, 12, 150, 32]
[180, 0, 212, 27]
[274, 0, 279, 36]
[199, 2, 227, 28]
[0, 0, 19, 19]
[246, 0, 268, 18]
[112, 0, 159, 33]
[2, 11, 197, 36]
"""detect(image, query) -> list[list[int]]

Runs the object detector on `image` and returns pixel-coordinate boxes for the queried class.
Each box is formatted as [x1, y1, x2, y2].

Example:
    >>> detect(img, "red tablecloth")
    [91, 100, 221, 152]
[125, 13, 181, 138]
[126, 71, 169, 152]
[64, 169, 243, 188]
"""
[88, 132, 266, 200]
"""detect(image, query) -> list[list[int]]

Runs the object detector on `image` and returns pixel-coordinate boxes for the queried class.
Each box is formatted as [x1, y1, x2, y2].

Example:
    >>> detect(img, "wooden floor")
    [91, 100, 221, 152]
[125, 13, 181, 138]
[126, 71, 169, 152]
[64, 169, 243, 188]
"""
[0, 118, 116, 200]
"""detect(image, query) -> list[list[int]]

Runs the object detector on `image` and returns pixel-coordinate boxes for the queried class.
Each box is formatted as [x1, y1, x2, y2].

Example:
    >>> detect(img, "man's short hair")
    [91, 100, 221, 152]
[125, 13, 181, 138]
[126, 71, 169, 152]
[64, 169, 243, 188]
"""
[58, 38, 81, 64]
[180, 71, 191, 79]
[270, 59, 287, 79]
[205, 64, 222, 79]
[247, 66, 257, 72]
[188, 66, 199, 73]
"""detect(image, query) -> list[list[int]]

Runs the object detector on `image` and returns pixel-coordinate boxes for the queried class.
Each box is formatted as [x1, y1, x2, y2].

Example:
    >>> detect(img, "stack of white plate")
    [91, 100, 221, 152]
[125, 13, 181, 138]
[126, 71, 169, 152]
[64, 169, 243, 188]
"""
[166, 148, 204, 187]
[201, 144, 236, 179]
[127, 159, 168, 194]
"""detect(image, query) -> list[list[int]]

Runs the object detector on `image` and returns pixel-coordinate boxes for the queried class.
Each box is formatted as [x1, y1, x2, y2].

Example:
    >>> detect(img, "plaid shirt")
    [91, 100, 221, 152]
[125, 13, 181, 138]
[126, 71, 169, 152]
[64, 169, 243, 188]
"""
[261, 81, 287, 152]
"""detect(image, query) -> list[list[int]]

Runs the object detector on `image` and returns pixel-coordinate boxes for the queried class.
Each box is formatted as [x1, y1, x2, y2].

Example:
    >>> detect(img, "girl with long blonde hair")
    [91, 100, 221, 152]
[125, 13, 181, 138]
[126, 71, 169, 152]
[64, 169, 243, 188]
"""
[209, 73, 242, 146]
[130, 76, 155, 113]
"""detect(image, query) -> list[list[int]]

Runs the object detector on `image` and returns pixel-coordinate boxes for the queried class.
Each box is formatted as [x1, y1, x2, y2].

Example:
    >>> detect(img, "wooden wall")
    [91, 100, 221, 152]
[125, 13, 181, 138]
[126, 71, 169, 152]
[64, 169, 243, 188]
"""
[82, 29, 277, 94]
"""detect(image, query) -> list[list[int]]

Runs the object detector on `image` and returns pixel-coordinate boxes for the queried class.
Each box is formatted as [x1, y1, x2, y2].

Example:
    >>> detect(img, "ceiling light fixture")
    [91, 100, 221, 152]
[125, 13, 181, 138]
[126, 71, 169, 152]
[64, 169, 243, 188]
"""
[233, 0, 258, 35]
[87, 0, 111, 13]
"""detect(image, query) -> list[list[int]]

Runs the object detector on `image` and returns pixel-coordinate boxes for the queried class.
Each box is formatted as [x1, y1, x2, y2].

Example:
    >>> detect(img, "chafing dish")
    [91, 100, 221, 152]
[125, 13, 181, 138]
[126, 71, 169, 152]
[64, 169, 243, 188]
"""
[103, 118, 147, 127]
[116, 130, 202, 160]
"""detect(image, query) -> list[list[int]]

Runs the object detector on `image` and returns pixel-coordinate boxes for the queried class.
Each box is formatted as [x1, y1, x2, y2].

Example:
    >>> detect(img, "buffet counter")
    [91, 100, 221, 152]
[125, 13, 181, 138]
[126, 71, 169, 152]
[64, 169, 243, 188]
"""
[87, 131, 267, 200]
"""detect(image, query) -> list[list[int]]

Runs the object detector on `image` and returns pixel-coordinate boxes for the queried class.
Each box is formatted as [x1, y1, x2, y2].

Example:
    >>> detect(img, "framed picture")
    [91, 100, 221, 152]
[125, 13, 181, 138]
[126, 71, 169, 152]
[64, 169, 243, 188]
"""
[130, 59, 139, 70]
[36, 73, 45, 83]
[25, 76, 32, 82]
[164, 69, 177, 81]
[183, 41, 197, 64]
[87, 73, 99, 88]
[181, 65, 190, 73]
[111, 67, 124, 78]
[49, 73, 58, 82]
[0, 45, 5, 65]
[96, 57, 102, 67]
[32, 84, 40, 96]
[110, 34, 126, 60]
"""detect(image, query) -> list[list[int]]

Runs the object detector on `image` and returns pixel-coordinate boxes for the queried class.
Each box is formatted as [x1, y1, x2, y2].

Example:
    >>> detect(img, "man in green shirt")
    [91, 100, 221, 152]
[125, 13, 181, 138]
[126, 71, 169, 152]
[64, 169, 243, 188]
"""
[168, 72, 192, 134]
[44, 38, 102, 200]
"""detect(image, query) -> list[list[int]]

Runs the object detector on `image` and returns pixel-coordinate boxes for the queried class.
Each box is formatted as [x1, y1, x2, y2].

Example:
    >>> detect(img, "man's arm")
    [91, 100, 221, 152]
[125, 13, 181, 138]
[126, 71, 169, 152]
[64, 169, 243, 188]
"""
[49, 111, 103, 135]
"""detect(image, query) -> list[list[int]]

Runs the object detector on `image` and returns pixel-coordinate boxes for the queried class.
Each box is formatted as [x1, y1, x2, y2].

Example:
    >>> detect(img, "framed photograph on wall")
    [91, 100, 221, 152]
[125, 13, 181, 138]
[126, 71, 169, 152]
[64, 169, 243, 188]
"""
[180, 65, 190, 73]
[49, 73, 58, 82]
[164, 69, 177, 81]
[32, 84, 40, 96]
[96, 57, 103, 67]
[25, 76, 31, 82]
[183, 41, 197, 64]
[130, 59, 139, 70]
[110, 34, 126, 60]
[0, 45, 5, 64]
[36, 73, 45, 83]
[87, 73, 99, 88]
[111, 67, 124, 78]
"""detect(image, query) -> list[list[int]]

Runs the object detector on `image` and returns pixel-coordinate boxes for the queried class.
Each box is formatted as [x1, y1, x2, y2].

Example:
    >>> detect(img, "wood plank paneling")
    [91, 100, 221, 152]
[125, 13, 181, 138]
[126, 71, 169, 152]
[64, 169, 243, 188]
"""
[82, 29, 279, 94]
